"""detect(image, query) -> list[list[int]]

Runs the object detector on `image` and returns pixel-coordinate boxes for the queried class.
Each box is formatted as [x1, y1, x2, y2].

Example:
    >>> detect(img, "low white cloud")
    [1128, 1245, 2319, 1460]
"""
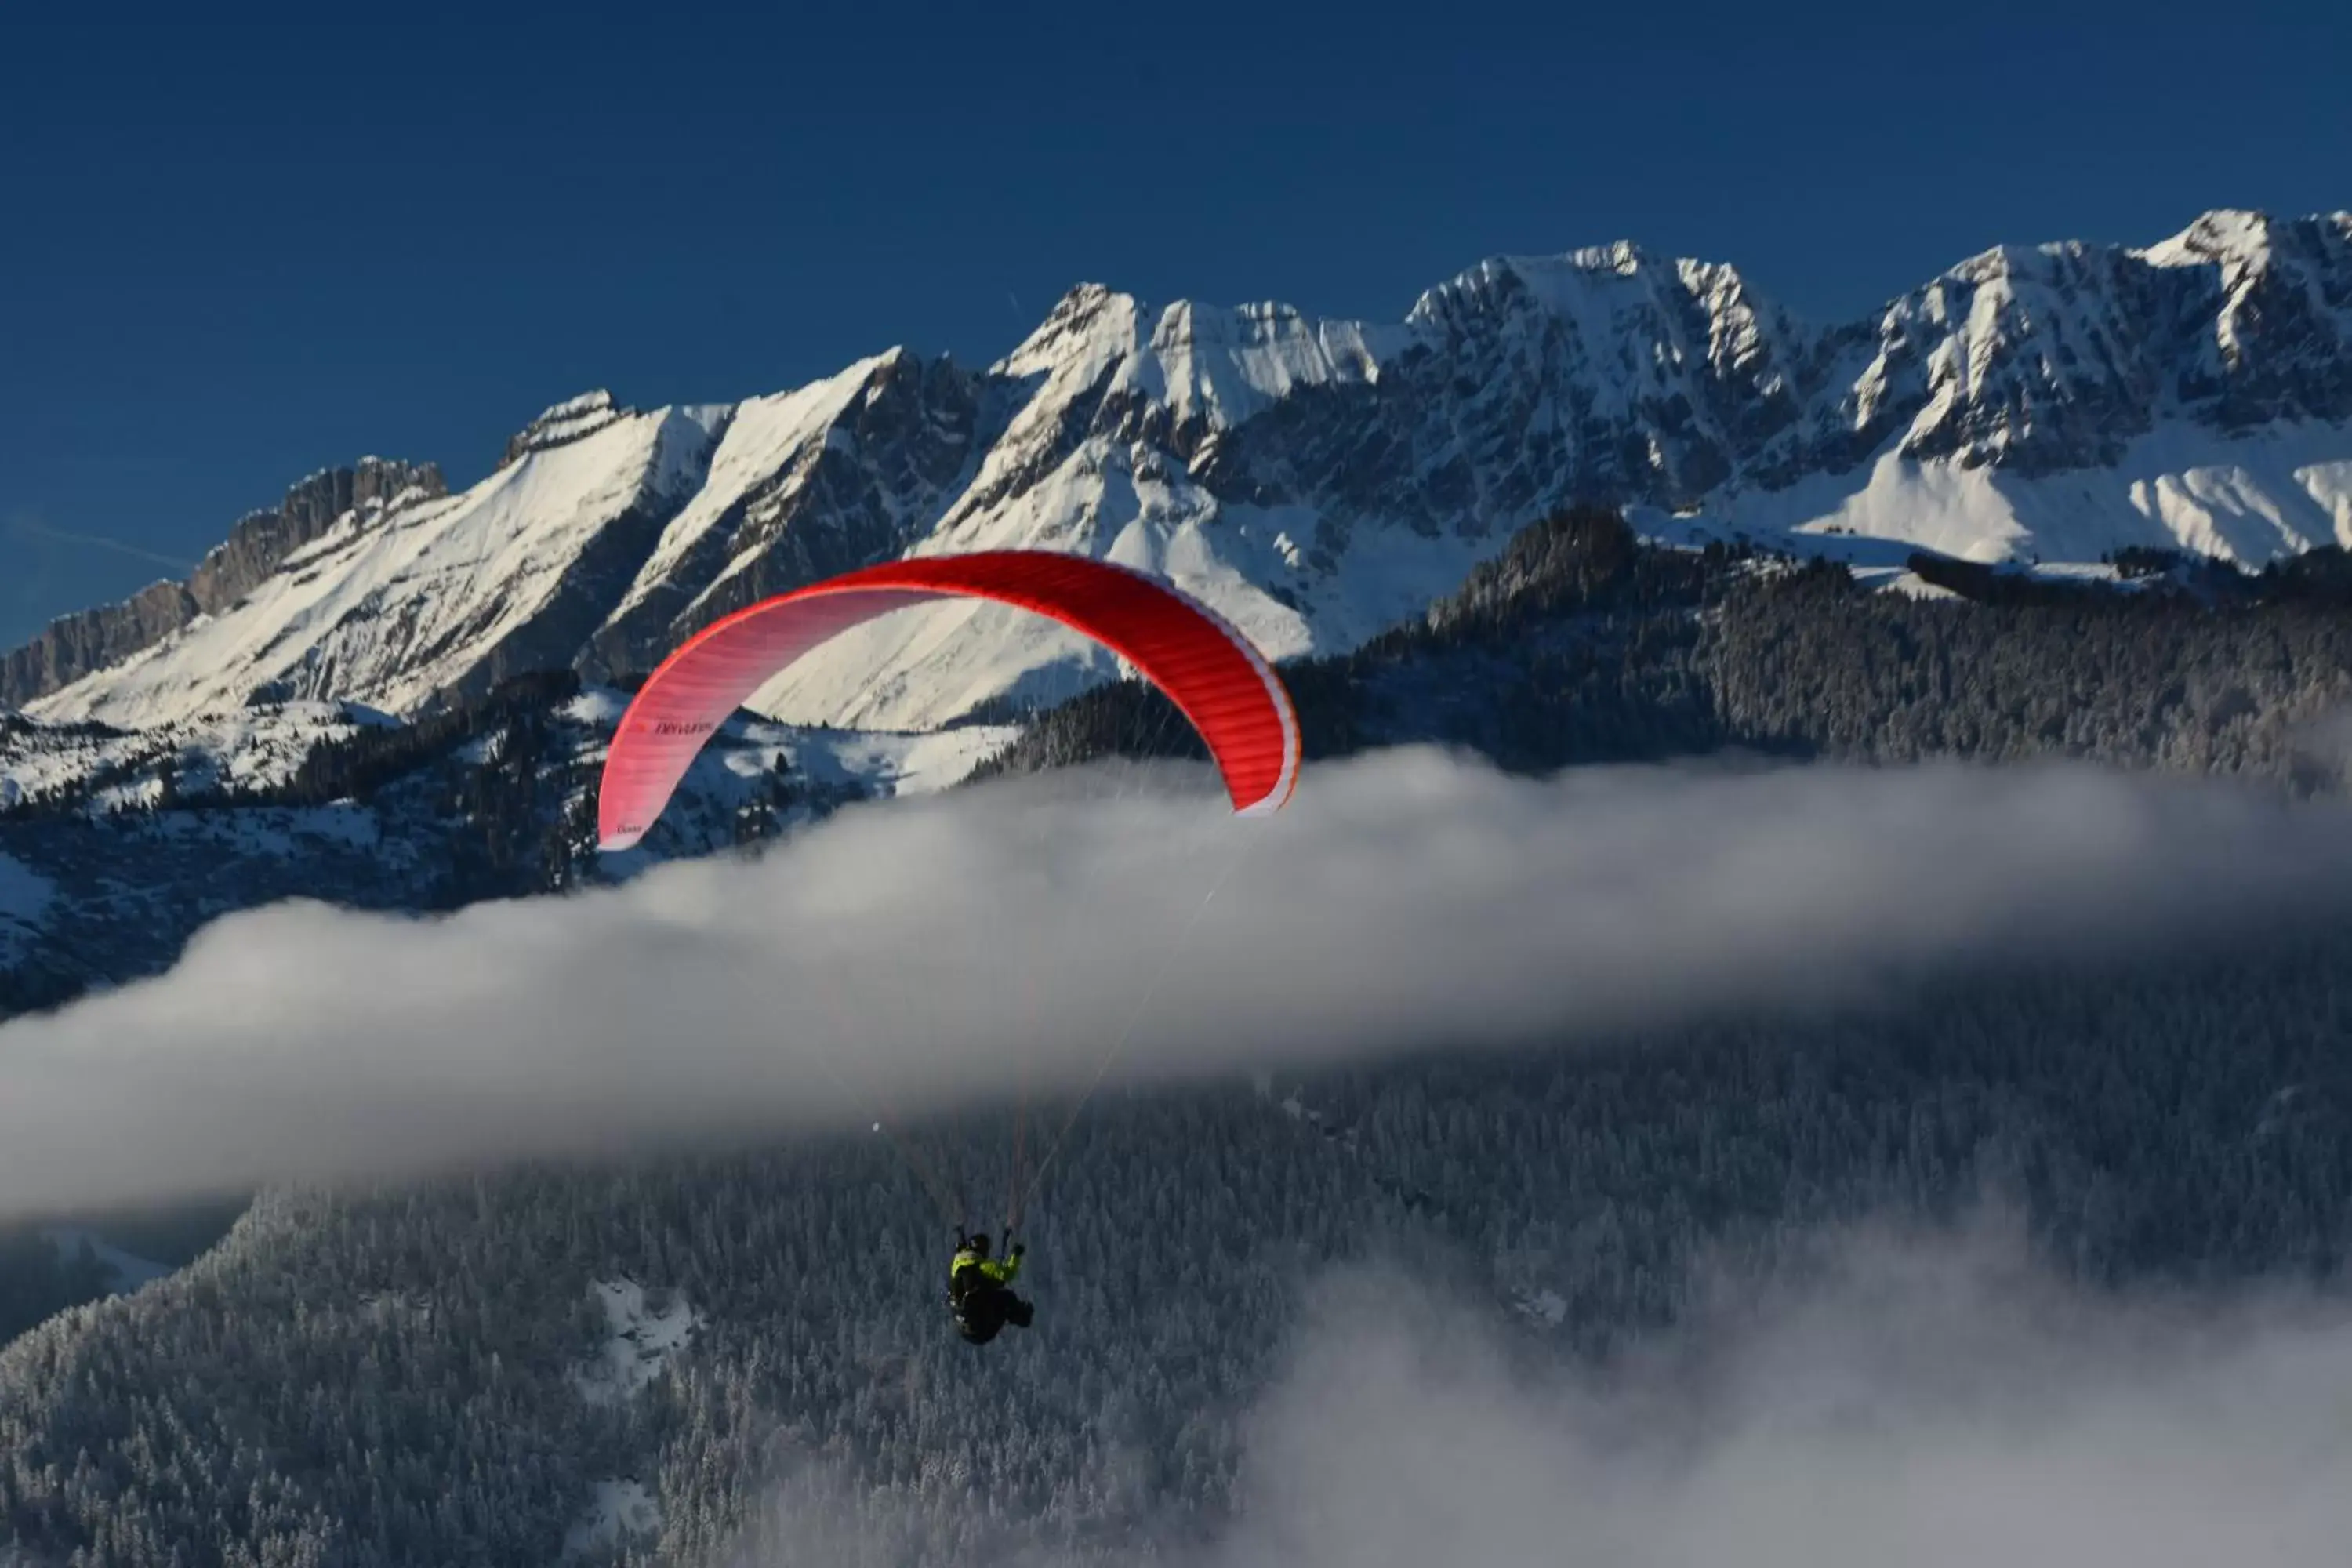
[1206, 1218, 2352, 1568]
[2293, 706, 2352, 783]
[5, 748, 2352, 1218]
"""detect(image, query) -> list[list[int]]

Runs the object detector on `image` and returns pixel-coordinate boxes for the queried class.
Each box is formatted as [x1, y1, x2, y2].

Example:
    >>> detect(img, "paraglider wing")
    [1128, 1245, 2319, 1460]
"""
[595, 551, 1301, 851]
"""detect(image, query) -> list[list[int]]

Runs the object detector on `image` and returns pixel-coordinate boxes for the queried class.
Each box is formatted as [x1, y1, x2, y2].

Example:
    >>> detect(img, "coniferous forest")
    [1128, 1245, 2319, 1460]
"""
[5, 514, 2352, 1566]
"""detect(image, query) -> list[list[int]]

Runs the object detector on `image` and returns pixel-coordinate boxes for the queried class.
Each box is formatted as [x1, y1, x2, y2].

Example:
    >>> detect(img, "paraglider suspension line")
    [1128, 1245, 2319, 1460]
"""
[1006, 1076, 1031, 1236]
[1011, 845, 1245, 1221]
[880, 1120, 967, 1232]
[804, 1036, 967, 1229]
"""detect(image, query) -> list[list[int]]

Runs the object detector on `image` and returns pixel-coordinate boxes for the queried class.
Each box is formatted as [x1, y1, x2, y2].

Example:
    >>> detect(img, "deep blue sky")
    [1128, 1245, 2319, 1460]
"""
[3, 2, 2344, 652]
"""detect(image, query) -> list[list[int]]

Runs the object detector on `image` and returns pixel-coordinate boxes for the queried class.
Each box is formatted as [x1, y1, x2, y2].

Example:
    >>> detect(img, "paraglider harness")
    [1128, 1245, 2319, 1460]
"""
[948, 1229, 1032, 1345]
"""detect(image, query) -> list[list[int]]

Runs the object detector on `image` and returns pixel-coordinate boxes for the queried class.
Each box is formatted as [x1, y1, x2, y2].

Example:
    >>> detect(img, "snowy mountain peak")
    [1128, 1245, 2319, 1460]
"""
[2143, 207, 2286, 274]
[503, 389, 628, 465]
[993, 283, 1398, 456]
[994, 282, 1142, 381]
[2142, 211, 2352, 420]
[1571, 237, 1653, 275]
[13, 208, 2352, 736]
[1406, 238, 1751, 327]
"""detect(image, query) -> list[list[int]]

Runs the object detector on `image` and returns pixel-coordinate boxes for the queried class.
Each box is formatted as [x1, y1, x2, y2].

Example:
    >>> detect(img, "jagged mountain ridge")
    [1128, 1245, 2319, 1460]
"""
[1, 458, 446, 710]
[12, 208, 2352, 733]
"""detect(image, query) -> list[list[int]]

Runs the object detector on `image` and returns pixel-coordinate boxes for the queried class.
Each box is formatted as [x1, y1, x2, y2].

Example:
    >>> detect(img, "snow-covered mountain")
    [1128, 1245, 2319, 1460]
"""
[10, 208, 2351, 735]
[0, 459, 445, 710]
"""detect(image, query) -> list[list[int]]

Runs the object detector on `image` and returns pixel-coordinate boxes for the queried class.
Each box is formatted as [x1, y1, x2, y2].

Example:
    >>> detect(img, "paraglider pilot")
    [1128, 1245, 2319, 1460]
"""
[949, 1231, 1033, 1345]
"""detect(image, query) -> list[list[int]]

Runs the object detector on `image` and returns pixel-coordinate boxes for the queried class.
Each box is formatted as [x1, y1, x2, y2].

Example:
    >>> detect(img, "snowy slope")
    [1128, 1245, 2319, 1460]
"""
[564, 1480, 661, 1559]
[2, 702, 384, 808]
[574, 1279, 700, 1406]
[1655, 419, 2352, 571]
[31, 397, 725, 727]
[17, 209, 2352, 736]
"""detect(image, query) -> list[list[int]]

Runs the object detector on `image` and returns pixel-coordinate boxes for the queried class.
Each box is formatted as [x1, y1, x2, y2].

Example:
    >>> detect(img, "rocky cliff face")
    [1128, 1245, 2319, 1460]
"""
[185, 458, 450, 621]
[2, 458, 445, 710]
[13, 209, 2352, 733]
[0, 581, 200, 713]
[500, 390, 626, 466]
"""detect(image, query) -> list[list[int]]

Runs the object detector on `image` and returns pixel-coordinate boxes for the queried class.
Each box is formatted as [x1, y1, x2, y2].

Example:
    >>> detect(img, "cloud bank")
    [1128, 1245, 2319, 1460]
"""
[6, 747, 2352, 1218]
[1201, 1220, 2352, 1568]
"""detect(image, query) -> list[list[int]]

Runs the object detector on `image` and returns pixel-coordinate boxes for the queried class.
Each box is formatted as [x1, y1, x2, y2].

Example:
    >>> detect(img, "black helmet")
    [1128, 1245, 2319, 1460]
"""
[965, 1232, 991, 1254]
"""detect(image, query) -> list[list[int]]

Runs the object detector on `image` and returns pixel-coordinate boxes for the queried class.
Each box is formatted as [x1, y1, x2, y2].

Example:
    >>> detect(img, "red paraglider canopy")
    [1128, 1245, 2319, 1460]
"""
[596, 551, 1301, 851]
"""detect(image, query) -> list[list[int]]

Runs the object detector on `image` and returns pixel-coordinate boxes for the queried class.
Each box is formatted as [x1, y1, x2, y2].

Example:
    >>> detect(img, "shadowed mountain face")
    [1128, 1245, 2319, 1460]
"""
[6, 210, 2350, 735]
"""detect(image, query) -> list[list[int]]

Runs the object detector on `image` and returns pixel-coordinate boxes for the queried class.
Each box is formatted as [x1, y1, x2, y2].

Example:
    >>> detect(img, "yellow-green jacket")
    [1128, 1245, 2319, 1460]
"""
[949, 1246, 1020, 1293]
